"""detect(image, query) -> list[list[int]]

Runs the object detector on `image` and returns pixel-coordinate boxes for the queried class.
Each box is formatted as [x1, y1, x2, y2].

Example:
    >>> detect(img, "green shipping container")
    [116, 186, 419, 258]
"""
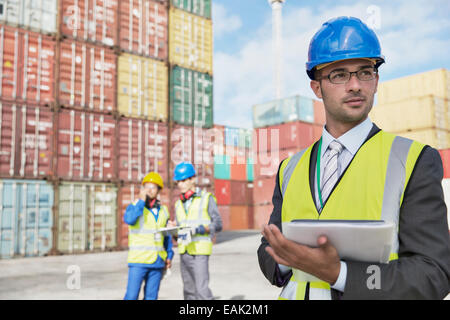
[170, 66, 213, 128]
[171, 0, 212, 19]
[214, 155, 231, 180]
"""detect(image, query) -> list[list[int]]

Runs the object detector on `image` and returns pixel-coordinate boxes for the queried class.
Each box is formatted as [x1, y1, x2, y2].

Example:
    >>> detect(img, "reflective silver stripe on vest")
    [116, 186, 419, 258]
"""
[381, 136, 413, 254]
[129, 245, 164, 251]
[178, 219, 212, 226]
[129, 229, 164, 234]
[279, 281, 298, 300]
[198, 191, 209, 220]
[129, 206, 168, 234]
[191, 235, 212, 242]
[281, 148, 308, 197]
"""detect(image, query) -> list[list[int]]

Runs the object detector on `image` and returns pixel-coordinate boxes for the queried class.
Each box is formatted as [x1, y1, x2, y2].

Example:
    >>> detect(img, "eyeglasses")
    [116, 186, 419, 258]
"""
[320, 67, 378, 84]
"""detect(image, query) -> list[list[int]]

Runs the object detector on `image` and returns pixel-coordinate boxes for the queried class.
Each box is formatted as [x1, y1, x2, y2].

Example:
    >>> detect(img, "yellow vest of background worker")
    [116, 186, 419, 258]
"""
[175, 191, 213, 255]
[278, 131, 425, 300]
[128, 204, 169, 264]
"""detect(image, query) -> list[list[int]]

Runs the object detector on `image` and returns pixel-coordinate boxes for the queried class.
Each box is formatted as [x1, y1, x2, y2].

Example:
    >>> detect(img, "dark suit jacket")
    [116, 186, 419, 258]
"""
[257, 124, 450, 299]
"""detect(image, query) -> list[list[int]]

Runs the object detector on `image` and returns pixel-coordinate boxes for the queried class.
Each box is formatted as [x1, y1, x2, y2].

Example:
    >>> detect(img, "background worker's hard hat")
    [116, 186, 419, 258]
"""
[142, 172, 164, 189]
[173, 162, 196, 181]
[306, 16, 385, 80]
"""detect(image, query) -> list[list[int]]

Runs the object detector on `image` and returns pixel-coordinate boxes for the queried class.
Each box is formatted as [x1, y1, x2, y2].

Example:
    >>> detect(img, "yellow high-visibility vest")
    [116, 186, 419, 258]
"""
[175, 191, 213, 255]
[278, 131, 425, 300]
[127, 204, 169, 264]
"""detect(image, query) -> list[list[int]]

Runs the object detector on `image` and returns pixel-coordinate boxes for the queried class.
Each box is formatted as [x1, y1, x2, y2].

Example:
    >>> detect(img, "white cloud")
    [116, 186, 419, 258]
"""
[212, 3, 243, 38]
[213, 1, 450, 128]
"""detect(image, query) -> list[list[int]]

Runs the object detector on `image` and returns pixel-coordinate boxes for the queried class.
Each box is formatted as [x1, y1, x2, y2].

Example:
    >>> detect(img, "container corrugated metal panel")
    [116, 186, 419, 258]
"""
[230, 155, 247, 181]
[60, 0, 119, 47]
[118, 118, 168, 183]
[253, 204, 272, 229]
[56, 109, 117, 181]
[117, 183, 139, 249]
[118, 0, 168, 59]
[378, 69, 450, 104]
[58, 39, 117, 112]
[394, 129, 450, 150]
[170, 66, 212, 127]
[0, 179, 53, 259]
[252, 95, 314, 128]
[57, 182, 117, 253]
[230, 180, 249, 205]
[218, 205, 230, 231]
[117, 53, 168, 120]
[0, 0, 57, 34]
[442, 179, 450, 229]
[253, 147, 298, 180]
[230, 205, 248, 230]
[253, 177, 275, 206]
[0, 25, 56, 106]
[246, 158, 254, 182]
[214, 179, 230, 205]
[213, 155, 230, 180]
[168, 7, 213, 74]
[0, 102, 54, 179]
[224, 127, 252, 148]
[439, 149, 450, 178]
[171, 0, 211, 19]
[370, 95, 448, 132]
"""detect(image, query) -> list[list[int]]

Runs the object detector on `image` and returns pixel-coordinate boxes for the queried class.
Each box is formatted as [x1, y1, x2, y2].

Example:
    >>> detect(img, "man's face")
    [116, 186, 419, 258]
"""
[176, 177, 196, 194]
[310, 59, 379, 126]
[142, 182, 159, 199]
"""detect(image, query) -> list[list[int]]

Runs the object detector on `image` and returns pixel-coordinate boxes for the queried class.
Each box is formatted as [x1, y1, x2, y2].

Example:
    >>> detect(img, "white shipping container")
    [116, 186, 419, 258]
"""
[0, 0, 57, 34]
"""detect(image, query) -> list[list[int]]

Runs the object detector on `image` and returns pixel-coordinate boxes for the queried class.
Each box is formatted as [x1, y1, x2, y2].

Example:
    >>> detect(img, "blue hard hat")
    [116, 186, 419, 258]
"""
[173, 162, 196, 181]
[306, 16, 385, 80]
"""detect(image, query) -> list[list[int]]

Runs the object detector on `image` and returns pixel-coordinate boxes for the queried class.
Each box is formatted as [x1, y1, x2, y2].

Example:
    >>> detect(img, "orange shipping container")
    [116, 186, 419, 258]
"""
[0, 25, 56, 106]
[230, 205, 248, 230]
[253, 204, 273, 230]
[118, 0, 168, 60]
[58, 39, 117, 112]
[218, 205, 231, 231]
[253, 177, 276, 206]
[60, 0, 119, 47]
[313, 99, 326, 125]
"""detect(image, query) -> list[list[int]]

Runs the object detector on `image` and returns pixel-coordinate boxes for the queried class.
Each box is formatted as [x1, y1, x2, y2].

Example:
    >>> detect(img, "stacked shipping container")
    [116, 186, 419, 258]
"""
[251, 96, 325, 230]
[213, 125, 254, 230]
[0, 0, 217, 258]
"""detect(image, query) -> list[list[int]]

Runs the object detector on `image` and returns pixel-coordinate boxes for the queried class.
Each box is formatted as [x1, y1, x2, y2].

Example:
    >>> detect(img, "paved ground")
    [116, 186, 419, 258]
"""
[0, 230, 448, 300]
[0, 230, 281, 300]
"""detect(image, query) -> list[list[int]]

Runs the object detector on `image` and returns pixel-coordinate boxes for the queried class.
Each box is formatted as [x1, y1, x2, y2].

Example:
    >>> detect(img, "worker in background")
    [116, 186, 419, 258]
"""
[170, 161, 222, 300]
[258, 16, 450, 299]
[123, 172, 173, 300]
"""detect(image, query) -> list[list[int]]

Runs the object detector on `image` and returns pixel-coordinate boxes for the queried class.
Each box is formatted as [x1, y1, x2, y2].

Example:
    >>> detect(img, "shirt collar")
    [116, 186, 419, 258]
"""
[321, 117, 373, 158]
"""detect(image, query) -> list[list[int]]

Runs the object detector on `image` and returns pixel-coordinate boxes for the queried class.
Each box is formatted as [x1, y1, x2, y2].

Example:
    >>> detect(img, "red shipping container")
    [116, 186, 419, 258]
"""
[253, 204, 273, 229]
[253, 147, 298, 180]
[56, 109, 116, 181]
[314, 99, 326, 125]
[214, 179, 231, 205]
[230, 155, 247, 181]
[0, 102, 54, 178]
[230, 180, 249, 205]
[212, 124, 225, 155]
[253, 176, 276, 206]
[230, 205, 248, 230]
[58, 39, 117, 112]
[439, 149, 450, 178]
[218, 205, 231, 231]
[118, 118, 168, 183]
[0, 25, 56, 106]
[118, 0, 168, 60]
[60, 0, 119, 47]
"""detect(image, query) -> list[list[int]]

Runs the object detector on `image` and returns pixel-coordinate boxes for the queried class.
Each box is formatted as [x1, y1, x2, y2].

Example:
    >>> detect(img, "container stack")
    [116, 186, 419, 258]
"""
[369, 68, 450, 230]
[0, 0, 216, 259]
[213, 125, 254, 230]
[250, 95, 325, 229]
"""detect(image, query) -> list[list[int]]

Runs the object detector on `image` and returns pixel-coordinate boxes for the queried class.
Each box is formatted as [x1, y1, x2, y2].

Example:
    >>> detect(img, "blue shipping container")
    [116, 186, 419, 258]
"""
[0, 180, 54, 259]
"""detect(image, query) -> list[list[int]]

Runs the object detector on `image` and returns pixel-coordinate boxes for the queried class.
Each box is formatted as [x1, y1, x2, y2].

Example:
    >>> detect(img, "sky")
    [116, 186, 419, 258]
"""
[211, 0, 450, 128]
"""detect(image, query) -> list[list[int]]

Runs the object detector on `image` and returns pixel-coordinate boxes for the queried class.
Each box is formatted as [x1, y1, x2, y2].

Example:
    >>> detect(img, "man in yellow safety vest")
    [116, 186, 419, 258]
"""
[171, 161, 222, 300]
[258, 16, 450, 300]
[123, 172, 173, 300]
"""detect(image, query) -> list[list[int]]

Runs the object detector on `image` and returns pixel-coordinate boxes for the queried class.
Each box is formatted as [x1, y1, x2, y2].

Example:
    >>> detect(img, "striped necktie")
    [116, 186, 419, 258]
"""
[321, 140, 344, 205]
